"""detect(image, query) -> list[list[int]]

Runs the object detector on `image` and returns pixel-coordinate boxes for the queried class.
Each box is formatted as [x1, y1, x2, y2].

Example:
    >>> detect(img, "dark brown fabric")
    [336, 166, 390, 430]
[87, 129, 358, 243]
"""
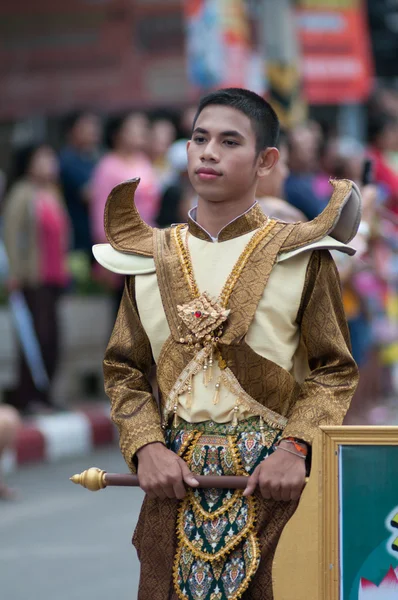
[133, 497, 179, 600]
[242, 495, 299, 600]
[132, 493, 298, 600]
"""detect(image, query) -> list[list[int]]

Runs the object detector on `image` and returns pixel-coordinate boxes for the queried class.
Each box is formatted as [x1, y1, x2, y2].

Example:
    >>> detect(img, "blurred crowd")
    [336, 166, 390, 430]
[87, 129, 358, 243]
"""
[0, 88, 397, 486]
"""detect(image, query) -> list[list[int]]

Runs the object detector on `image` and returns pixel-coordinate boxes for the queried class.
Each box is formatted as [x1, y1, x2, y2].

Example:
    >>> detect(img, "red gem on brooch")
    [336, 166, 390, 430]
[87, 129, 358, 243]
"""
[194, 311, 202, 318]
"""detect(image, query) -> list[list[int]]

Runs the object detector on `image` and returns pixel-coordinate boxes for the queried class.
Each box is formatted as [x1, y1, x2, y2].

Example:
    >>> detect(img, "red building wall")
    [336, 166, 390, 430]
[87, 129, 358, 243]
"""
[0, 0, 189, 121]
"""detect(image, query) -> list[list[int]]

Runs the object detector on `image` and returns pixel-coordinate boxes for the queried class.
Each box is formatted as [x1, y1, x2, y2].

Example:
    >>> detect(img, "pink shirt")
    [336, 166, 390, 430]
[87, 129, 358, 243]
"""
[90, 152, 160, 243]
[37, 191, 69, 287]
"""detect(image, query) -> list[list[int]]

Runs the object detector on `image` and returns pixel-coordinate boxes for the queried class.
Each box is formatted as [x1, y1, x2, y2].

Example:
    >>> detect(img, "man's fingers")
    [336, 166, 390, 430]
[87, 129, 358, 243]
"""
[259, 479, 272, 500]
[162, 484, 178, 499]
[179, 458, 199, 487]
[243, 469, 259, 497]
[146, 487, 167, 500]
[173, 479, 187, 500]
[290, 481, 305, 501]
[281, 486, 292, 502]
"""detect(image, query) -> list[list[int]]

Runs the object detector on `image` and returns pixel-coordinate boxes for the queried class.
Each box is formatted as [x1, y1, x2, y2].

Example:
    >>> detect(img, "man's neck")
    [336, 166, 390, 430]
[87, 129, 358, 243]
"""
[195, 196, 256, 239]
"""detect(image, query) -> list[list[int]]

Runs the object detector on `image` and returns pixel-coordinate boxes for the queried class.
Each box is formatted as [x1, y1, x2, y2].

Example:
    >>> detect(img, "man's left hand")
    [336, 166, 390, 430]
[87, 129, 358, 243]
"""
[243, 441, 307, 502]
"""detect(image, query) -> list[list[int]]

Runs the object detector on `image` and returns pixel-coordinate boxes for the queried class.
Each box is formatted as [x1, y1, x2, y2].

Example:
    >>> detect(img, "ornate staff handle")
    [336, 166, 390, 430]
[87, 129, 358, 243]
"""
[70, 467, 251, 491]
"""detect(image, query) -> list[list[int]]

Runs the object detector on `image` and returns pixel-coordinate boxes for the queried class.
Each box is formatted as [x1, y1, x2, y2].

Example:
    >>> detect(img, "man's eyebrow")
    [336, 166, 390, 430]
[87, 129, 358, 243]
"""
[220, 130, 245, 139]
[192, 127, 245, 139]
[192, 127, 208, 135]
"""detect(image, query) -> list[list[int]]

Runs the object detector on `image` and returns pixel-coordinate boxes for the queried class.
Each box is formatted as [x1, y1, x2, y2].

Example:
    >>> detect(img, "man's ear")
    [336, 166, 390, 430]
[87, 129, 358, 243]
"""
[187, 140, 191, 152]
[257, 147, 279, 177]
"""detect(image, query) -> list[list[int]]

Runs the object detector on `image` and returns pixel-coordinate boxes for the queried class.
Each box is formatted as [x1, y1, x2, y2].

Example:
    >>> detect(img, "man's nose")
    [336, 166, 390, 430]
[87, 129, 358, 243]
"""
[200, 141, 219, 162]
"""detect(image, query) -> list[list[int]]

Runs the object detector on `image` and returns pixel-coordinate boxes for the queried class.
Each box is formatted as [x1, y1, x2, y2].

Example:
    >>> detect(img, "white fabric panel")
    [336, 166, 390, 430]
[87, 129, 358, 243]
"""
[92, 244, 155, 275]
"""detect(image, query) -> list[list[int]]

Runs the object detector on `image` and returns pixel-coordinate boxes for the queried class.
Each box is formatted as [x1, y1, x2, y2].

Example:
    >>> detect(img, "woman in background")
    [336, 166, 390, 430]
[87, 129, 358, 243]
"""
[256, 134, 306, 223]
[3, 144, 70, 415]
[90, 112, 160, 308]
[90, 111, 160, 243]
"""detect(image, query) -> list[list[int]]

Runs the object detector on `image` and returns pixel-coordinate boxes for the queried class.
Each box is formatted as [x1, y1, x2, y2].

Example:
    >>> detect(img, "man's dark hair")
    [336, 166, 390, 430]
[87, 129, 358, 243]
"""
[193, 88, 280, 154]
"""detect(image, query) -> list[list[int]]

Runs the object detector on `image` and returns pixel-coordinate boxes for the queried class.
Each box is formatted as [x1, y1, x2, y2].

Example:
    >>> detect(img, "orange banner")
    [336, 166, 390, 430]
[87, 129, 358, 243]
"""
[296, 0, 373, 104]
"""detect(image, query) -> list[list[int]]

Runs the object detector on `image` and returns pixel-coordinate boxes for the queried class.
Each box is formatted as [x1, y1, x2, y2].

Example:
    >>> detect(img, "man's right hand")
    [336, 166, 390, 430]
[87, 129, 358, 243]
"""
[136, 442, 199, 500]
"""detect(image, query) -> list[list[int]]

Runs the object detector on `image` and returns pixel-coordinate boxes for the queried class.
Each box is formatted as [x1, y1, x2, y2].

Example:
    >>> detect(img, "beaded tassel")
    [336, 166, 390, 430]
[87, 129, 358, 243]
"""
[232, 405, 239, 428]
[213, 378, 221, 405]
[259, 416, 266, 445]
[173, 403, 179, 428]
[203, 358, 209, 386]
[208, 349, 214, 383]
[186, 375, 193, 408]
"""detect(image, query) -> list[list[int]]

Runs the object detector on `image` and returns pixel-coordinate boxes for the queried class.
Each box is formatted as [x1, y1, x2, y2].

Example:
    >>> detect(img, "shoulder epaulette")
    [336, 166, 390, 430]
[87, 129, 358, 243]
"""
[280, 179, 361, 255]
[104, 178, 154, 257]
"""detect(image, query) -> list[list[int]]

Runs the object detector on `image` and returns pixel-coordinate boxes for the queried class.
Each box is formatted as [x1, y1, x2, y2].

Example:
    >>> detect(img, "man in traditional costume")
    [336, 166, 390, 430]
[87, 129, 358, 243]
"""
[93, 89, 360, 600]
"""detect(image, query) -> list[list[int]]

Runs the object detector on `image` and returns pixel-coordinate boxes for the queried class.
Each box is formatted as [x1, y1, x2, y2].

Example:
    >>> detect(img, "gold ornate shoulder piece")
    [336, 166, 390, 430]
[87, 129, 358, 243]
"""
[104, 178, 155, 257]
[281, 178, 362, 254]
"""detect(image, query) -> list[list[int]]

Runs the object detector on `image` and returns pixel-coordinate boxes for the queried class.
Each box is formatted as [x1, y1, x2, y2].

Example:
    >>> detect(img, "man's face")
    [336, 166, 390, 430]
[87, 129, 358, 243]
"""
[187, 105, 260, 203]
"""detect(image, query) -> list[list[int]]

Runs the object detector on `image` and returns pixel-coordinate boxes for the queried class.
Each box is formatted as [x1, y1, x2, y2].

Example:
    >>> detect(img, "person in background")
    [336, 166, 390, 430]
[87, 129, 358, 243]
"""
[179, 106, 198, 140]
[90, 112, 160, 308]
[285, 124, 329, 220]
[59, 110, 102, 258]
[3, 144, 70, 415]
[256, 133, 307, 223]
[367, 112, 398, 215]
[90, 111, 160, 245]
[156, 139, 195, 228]
[0, 404, 20, 499]
[150, 117, 177, 191]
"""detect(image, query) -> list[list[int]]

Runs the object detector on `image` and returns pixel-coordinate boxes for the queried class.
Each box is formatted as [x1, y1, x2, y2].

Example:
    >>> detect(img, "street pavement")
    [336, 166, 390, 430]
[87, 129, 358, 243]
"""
[0, 447, 144, 600]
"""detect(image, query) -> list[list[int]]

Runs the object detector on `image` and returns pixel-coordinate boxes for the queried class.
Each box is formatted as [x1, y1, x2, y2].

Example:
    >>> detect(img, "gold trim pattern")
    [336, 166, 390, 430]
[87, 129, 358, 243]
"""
[175, 494, 257, 563]
[172, 531, 261, 600]
[175, 430, 202, 459]
[172, 432, 261, 599]
[188, 436, 247, 520]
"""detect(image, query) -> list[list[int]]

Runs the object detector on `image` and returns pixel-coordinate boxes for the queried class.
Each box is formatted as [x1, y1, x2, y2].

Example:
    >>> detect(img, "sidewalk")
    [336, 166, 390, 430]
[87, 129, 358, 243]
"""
[1, 402, 116, 474]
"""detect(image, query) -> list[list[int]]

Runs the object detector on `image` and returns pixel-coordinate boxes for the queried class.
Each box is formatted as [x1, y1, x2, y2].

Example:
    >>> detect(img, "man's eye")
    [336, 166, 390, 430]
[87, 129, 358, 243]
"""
[224, 140, 239, 147]
[193, 136, 206, 144]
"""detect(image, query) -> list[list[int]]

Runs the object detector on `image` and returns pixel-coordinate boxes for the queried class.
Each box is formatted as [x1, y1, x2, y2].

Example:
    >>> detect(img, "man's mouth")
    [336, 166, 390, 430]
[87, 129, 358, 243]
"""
[196, 167, 222, 180]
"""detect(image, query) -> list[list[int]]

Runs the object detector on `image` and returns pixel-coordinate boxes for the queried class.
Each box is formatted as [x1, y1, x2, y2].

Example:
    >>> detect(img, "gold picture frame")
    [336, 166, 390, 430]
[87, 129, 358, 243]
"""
[273, 426, 398, 600]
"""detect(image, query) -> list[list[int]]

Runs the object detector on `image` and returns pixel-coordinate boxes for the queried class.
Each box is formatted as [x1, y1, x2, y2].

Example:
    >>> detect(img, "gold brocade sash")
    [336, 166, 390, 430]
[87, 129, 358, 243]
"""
[153, 223, 294, 347]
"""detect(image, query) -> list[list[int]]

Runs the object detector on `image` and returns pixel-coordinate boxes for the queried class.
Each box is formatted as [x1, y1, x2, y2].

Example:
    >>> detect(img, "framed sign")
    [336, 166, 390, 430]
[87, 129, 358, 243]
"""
[273, 427, 398, 600]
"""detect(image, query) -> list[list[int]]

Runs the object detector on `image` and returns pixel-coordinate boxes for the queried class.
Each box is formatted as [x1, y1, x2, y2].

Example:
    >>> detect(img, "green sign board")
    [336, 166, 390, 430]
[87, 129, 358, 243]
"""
[340, 445, 398, 598]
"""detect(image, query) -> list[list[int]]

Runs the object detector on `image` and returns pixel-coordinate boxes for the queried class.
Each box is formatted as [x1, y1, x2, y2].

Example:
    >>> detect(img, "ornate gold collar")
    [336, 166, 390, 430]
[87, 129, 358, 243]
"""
[187, 202, 268, 242]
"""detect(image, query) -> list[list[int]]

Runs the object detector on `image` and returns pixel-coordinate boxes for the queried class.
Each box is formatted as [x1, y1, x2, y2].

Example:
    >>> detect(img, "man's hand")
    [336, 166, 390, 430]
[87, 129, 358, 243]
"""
[136, 442, 199, 500]
[243, 441, 307, 502]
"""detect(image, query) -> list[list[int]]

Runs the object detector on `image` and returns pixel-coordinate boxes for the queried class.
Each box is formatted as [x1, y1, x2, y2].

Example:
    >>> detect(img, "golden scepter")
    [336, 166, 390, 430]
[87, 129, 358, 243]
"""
[70, 468, 252, 491]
